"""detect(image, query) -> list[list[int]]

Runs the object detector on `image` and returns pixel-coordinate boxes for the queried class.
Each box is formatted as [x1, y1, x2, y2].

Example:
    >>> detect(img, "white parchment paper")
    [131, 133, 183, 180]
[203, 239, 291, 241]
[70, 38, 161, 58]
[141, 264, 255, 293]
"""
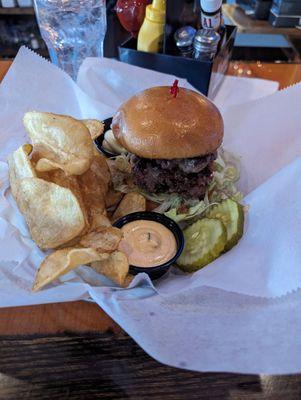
[3, 47, 301, 374]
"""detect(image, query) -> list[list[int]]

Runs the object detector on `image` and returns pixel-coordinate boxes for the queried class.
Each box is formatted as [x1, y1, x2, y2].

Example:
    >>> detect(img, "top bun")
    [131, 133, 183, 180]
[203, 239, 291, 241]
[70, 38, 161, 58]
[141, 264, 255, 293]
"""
[111, 86, 223, 159]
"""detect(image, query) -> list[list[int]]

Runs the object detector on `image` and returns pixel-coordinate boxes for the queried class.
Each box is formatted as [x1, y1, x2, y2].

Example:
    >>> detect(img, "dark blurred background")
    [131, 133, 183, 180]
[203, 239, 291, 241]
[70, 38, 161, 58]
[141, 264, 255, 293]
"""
[0, 0, 300, 62]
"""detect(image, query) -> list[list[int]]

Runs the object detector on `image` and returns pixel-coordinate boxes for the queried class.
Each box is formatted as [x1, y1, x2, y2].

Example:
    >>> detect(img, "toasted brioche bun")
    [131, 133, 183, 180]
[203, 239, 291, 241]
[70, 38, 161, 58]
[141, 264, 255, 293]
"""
[111, 86, 223, 159]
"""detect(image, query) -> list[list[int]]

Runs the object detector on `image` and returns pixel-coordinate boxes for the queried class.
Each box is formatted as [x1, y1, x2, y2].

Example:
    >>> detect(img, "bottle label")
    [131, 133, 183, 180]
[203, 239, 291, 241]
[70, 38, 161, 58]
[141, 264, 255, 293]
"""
[201, 12, 221, 30]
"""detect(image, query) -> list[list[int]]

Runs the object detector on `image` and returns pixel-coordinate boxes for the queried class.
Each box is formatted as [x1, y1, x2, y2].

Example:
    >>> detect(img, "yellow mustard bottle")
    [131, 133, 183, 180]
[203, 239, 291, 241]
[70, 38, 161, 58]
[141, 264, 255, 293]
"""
[137, 0, 166, 53]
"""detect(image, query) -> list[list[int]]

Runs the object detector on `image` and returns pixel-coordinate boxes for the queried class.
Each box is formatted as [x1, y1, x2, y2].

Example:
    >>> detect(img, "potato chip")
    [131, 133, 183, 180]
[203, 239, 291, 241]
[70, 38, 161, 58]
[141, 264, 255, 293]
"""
[40, 153, 111, 236]
[8, 144, 35, 179]
[13, 177, 86, 249]
[35, 158, 65, 173]
[32, 247, 108, 292]
[90, 151, 111, 187]
[78, 153, 111, 228]
[112, 192, 146, 222]
[82, 119, 104, 140]
[123, 274, 134, 288]
[7, 144, 36, 198]
[105, 190, 124, 209]
[23, 112, 93, 175]
[38, 157, 111, 236]
[40, 168, 81, 194]
[89, 214, 111, 232]
[38, 168, 90, 236]
[80, 226, 122, 252]
[8, 144, 36, 198]
[91, 251, 129, 286]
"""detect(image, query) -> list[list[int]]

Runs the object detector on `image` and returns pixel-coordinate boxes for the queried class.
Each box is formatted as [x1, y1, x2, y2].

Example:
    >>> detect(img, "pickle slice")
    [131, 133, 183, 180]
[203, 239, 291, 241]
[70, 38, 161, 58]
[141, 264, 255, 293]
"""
[177, 218, 227, 272]
[206, 199, 244, 251]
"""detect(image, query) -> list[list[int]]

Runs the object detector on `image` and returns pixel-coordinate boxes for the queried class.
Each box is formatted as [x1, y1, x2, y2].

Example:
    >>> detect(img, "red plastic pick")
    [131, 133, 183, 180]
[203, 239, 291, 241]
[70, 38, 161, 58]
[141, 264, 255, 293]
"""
[170, 79, 179, 98]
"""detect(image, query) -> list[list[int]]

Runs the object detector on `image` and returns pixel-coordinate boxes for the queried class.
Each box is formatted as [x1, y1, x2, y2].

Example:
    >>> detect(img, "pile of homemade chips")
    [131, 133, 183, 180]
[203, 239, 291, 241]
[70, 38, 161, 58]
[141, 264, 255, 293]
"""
[8, 112, 146, 291]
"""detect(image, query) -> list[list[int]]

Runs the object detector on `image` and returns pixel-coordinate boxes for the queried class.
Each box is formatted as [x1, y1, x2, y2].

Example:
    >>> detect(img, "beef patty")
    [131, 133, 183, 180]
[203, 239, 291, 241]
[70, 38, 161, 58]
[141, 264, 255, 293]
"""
[131, 152, 216, 199]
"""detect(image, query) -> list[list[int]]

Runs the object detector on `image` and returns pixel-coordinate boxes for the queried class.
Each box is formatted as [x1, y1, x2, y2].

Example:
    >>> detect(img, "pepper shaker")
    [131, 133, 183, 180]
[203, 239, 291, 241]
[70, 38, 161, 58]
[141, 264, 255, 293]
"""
[193, 28, 220, 61]
[174, 26, 196, 58]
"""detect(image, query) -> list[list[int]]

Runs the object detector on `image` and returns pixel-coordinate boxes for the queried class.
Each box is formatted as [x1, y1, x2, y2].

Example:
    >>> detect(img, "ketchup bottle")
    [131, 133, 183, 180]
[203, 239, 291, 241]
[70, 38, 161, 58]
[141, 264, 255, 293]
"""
[116, 0, 152, 38]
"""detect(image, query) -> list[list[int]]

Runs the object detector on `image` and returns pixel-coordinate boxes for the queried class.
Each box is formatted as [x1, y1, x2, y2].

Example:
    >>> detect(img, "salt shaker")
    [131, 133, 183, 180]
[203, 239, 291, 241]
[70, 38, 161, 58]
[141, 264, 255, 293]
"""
[193, 28, 220, 61]
[174, 26, 196, 58]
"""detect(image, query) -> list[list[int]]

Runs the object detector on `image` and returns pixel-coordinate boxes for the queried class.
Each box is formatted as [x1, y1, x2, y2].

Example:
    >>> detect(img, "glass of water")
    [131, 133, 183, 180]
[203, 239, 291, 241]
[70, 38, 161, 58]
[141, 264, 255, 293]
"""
[34, 0, 107, 80]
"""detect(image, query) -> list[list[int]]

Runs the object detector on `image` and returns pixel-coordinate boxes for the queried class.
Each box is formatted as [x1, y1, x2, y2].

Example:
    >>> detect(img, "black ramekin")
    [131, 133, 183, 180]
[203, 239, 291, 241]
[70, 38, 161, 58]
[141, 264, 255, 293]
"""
[113, 211, 184, 280]
[94, 117, 118, 158]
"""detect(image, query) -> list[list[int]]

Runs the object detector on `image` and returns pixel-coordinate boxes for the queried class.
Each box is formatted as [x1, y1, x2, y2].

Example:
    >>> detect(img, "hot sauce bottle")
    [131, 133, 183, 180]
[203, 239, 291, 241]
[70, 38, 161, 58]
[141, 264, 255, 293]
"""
[200, 0, 226, 52]
[200, 0, 223, 31]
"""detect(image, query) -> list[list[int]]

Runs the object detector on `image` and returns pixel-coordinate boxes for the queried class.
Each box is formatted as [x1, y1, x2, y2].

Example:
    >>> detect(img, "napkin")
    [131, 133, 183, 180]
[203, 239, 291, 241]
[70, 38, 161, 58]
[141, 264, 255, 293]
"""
[3, 47, 301, 374]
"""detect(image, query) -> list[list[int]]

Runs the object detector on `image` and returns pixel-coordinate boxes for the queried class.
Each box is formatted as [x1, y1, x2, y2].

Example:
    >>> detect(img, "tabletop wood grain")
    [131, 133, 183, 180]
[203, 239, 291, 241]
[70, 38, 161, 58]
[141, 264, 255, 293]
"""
[1, 333, 301, 400]
[1, 60, 301, 400]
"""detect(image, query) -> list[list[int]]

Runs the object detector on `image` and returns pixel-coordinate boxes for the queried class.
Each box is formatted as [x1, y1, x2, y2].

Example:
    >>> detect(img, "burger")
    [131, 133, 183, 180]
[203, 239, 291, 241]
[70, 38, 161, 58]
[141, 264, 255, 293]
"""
[111, 86, 223, 199]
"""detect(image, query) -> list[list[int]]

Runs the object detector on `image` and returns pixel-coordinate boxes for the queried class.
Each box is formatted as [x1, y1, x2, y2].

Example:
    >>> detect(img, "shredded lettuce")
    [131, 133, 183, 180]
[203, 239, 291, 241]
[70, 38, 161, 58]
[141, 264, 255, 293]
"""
[208, 148, 243, 203]
[107, 153, 135, 193]
[164, 201, 215, 223]
[141, 192, 182, 213]
[108, 148, 243, 223]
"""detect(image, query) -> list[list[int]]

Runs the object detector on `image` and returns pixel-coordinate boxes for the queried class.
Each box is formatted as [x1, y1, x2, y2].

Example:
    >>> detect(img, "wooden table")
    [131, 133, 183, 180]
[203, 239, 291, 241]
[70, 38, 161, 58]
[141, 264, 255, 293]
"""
[1, 60, 301, 399]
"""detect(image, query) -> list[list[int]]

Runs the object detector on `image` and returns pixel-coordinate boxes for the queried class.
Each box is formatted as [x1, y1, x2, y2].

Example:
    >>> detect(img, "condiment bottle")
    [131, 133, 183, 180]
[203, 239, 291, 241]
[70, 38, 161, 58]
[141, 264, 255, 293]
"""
[174, 26, 196, 58]
[137, 0, 166, 53]
[116, 0, 151, 38]
[200, 0, 222, 31]
[192, 28, 220, 61]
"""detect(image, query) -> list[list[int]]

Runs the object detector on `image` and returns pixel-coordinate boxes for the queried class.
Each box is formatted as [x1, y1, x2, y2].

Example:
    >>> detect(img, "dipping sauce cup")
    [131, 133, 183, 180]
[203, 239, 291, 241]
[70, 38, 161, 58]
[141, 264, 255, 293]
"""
[113, 211, 184, 280]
